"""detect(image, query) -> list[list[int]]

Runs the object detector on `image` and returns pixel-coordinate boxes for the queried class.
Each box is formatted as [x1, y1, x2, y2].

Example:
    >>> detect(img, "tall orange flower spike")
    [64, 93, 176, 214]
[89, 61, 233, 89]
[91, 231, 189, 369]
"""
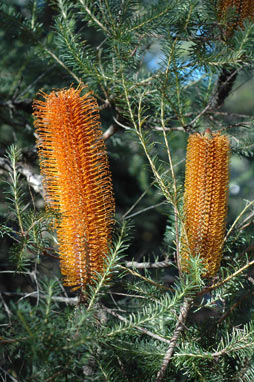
[33, 86, 115, 290]
[218, 0, 254, 36]
[180, 130, 230, 278]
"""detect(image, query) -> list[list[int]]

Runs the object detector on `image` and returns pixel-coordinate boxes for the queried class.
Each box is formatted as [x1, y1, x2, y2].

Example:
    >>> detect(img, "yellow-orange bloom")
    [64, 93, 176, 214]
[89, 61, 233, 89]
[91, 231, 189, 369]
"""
[218, 0, 254, 35]
[181, 130, 230, 278]
[33, 86, 115, 290]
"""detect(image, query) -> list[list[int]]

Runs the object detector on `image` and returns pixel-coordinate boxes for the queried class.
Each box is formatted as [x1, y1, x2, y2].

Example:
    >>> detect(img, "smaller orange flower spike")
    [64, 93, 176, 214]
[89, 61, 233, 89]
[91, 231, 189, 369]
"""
[218, 0, 254, 36]
[33, 86, 115, 290]
[180, 130, 230, 278]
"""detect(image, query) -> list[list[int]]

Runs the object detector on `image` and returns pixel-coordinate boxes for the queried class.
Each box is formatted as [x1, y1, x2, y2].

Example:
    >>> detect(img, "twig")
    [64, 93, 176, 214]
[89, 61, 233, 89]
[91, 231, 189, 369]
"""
[112, 116, 132, 130]
[28, 243, 59, 260]
[0, 67, 56, 115]
[156, 297, 192, 382]
[219, 121, 254, 132]
[80, 0, 108, 33]
[174, 343, 254, 360]
[0, 293, 12, 321]
[124, 259, 172, 269]
[199, 258, 254, 296]
[118, 265, 170, 290]
[223, 201, 254, 244]
[152, 125, 185, 132]
[122, 184, 155, 220]
[213, 259, 254, 289]
[0, 366, 19, 382]
[209, 110, 252, 118]
[19, 66, 55, 98]
[0, 270, 35, 276]
[124, 201, 167, 219]
[0, 98, 33, 114]
[188, 68, 238, 127]
[212, 343, 254, 359]
[18, 166, 43, 195]
[217, 291, 251, 324]
[238, 210, 254, 230]
[43, 47, 80, 83]
[1, 291, 78, 305]
[0, 336, 28, 344]
[234, 358, 251, 382]
[212, 68, 238, 109]
[110, 292, 148, 299]
[161, 97, 181, 273]
[116, 355, 130, 382]
[45, 369, 66, 382]
[122, 158, 185, 220]
[159, 43, 183, 275]
[0, 156, 43, 195]
[189, 102, 211, 127]
[102, 124, 120, 140]
[104, 306, 172, 344]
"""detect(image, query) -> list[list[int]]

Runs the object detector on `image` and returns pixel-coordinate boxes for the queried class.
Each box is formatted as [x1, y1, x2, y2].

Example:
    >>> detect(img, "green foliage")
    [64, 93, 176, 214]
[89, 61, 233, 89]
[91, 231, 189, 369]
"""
[1, 0, 254, 381]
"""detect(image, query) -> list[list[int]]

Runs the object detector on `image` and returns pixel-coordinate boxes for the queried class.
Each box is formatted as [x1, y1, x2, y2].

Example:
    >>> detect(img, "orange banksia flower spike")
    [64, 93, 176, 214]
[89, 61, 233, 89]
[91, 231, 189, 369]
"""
[218, 0, 254, 36]
[33, 86, 115, 290]
[180, 129, 230, 278]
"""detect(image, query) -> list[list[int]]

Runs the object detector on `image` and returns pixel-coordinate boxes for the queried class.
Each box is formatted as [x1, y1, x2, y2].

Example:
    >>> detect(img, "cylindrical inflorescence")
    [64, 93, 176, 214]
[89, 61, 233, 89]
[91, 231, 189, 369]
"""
[180, 130, 230, 278]
[218, 0, 254, 35]
[33, 86, 115, 290]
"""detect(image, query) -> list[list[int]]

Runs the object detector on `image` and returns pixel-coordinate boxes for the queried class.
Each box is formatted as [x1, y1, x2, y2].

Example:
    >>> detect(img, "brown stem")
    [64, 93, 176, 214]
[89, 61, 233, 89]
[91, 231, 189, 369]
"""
[156, 297, 192, 382]
[211, 68, 238, 109]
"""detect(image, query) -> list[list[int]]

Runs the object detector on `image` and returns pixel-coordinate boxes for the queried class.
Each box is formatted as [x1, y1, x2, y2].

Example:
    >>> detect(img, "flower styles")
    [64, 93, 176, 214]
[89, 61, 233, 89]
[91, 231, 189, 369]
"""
[180, 130, 230, 278]
[33, 86, 115, 290]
